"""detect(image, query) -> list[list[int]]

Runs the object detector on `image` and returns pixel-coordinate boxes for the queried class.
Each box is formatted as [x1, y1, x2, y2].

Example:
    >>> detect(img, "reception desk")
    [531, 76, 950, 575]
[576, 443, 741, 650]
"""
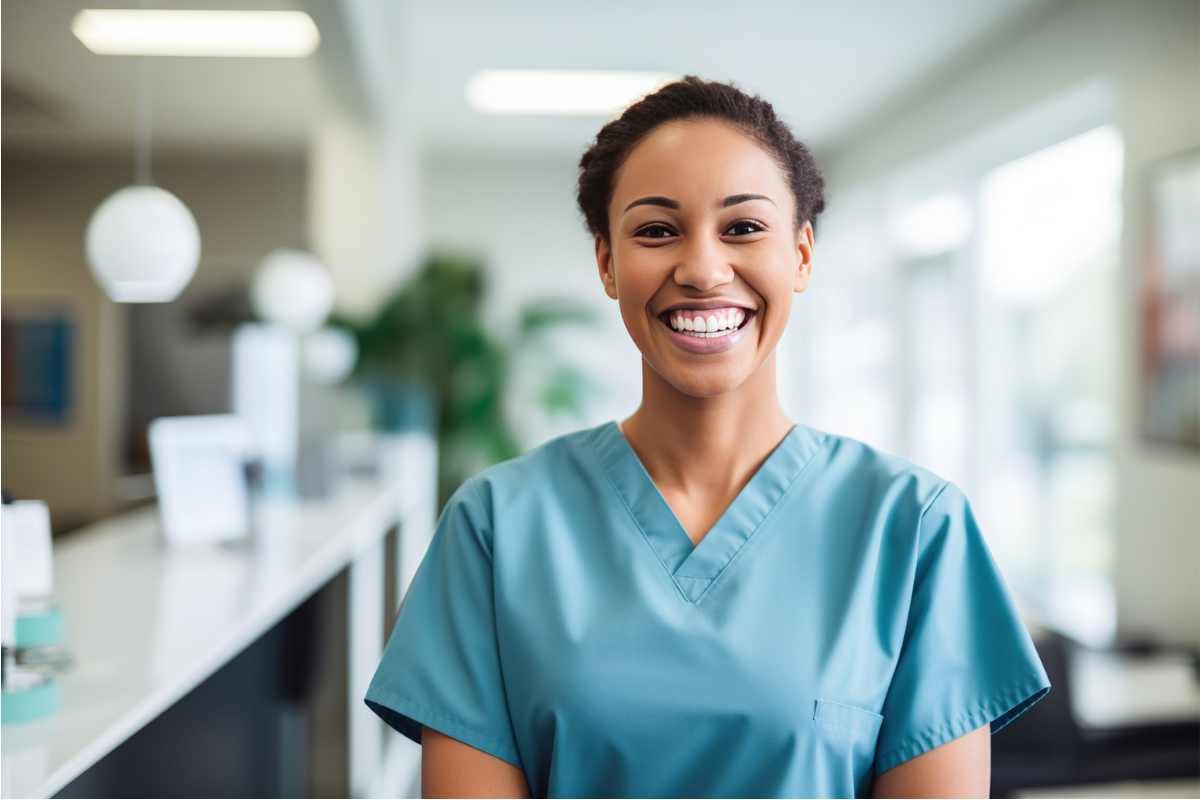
[2, 434, 436, 798]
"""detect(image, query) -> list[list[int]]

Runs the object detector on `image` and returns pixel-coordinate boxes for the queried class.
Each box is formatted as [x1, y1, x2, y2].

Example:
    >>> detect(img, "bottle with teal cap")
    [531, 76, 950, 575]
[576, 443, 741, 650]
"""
[1, 492, 63, 724]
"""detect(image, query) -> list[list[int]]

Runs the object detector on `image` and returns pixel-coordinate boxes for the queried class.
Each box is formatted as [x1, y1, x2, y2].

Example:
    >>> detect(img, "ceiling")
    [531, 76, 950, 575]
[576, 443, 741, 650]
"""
[399, 0, 1052, 159]
[1, 0, 338, 155]
[2, 0, 1052, 159]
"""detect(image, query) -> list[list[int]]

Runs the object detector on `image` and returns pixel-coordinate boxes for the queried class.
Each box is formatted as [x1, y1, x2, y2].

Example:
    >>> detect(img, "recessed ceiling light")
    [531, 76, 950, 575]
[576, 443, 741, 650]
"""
[466, 69, 679, 116]
[71, 9, 320, 57]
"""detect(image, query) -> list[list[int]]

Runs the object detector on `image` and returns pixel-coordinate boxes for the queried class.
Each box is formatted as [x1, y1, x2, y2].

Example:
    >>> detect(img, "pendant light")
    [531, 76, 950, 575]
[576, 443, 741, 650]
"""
[84, 54, 200, 302]
[251, 248, 334, 335]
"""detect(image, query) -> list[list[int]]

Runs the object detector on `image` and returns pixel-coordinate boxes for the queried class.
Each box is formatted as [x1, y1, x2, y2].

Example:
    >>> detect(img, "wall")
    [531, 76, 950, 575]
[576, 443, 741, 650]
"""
[821, 0, 1200, 647]
[2, 150, 307, 531]
[419, 152, 644, 448]
[308, 96, 424, 320]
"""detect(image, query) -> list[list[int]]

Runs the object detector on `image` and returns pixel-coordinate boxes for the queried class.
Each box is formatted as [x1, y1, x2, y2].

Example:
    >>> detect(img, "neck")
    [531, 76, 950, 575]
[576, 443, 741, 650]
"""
[621, 354, 794, 496]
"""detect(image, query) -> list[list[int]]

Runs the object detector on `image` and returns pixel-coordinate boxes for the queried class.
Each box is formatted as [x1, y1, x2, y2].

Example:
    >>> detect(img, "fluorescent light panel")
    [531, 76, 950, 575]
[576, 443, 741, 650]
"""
[466, 69, 680, 115]
[71, 9, 319, 57]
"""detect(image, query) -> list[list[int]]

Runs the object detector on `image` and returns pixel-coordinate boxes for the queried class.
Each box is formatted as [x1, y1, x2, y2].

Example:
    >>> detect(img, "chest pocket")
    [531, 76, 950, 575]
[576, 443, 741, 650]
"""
[813, 698, 884, 741]
[812, 697, 885, 796]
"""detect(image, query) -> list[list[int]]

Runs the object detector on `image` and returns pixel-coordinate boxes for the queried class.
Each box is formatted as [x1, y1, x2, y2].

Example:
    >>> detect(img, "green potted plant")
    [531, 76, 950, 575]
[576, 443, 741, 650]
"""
[330, 250, 599, 507]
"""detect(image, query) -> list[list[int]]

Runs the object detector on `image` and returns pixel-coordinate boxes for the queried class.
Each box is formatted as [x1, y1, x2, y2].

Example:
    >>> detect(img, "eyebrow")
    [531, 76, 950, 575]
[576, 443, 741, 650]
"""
[622, 193, 776, 214]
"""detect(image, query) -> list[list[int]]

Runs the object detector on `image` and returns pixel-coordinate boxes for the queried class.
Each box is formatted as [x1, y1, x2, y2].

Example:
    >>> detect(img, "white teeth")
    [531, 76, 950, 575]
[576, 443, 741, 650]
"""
[664, 308, 752, 337]
[691, 327, 735, 339]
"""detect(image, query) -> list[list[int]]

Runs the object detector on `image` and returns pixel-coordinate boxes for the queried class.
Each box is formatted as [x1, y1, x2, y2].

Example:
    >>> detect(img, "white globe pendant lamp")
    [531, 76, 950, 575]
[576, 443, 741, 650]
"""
[85, 186, 200, 302]
[301, 326, 358, 385]
[84, 57, 200, 303]
[251, 248, 335, 334]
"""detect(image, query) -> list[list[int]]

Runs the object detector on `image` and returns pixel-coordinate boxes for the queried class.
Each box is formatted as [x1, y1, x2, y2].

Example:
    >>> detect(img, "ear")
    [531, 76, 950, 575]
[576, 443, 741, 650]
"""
[794, 220, 814, 293]
[595, 235, 619, 300]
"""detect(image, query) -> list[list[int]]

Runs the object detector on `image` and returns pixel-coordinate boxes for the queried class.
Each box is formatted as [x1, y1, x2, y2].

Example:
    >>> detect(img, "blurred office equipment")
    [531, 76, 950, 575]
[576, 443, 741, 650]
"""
[992, 629, 1200, 797]
[231, 323, 301, 498]
[233, 250, 340, 499]
[299, 328, 360, 499]
[147, 415, 253, 545]
[0, 431, 437, 798]
[230, 321, 354, 502]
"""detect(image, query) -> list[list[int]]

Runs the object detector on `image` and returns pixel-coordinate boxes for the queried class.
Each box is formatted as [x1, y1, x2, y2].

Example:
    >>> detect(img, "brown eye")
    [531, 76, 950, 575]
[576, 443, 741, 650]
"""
[726, 220, 765, 236]
[635, 224, 674, 239]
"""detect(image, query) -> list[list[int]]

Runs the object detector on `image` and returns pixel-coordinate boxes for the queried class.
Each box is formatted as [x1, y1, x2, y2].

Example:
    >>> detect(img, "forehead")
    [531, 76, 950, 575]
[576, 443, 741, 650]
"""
[611, 118, 789, 207]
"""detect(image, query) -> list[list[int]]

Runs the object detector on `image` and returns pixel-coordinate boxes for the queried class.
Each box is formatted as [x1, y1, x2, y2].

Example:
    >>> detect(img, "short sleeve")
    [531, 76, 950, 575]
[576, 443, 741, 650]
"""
[363, 478, 522, 769]
[874, 481, 1052, 775]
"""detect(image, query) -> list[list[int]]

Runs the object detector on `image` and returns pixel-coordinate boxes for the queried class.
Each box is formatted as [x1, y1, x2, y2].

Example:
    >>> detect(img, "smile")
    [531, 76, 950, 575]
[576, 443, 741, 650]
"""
[656, 306, 756, 355]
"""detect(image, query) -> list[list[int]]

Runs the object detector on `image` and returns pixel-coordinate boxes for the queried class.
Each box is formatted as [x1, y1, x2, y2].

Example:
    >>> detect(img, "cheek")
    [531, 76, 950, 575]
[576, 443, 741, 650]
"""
[745, 263, 796, 341]
[613, 252, 663, 315]
[741, 259, 791, 306]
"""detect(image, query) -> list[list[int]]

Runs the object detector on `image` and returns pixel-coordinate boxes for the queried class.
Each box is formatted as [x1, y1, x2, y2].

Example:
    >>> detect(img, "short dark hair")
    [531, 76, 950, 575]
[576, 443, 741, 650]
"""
[575, 74, 826, 244]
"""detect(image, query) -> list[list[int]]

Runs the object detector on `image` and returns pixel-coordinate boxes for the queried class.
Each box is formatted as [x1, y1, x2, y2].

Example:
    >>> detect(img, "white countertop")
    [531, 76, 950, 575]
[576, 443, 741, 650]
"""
[2, 475, 404, 799]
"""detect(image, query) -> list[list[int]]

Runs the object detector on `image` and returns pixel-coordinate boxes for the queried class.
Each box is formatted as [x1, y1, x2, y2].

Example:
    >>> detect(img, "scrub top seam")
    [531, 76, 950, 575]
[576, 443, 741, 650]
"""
[363, 687, 523, 769]
[467, 476, 526, 765]
[690, 431, 827, 606]
[919, 481, 952, 531]
[905, 480, 952, 607]
[873, 674, 1051, 775]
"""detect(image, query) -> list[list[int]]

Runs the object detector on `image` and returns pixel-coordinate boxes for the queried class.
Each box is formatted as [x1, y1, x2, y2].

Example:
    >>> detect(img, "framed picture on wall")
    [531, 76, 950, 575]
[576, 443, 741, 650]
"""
[1, 300, 77, 427]
[1140, 147, 1200, 452]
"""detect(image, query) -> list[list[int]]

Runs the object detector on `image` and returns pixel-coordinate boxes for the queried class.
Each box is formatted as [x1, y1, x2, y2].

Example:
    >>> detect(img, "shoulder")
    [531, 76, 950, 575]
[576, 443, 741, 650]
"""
[811, 429, 987, 564]
[454, 421, 608, 519]
[806, 424, 950, 510]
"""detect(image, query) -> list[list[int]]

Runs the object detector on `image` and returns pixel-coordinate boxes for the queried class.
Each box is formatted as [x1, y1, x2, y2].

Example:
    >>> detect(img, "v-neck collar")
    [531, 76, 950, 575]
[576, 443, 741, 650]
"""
[590, 419, 825, 604]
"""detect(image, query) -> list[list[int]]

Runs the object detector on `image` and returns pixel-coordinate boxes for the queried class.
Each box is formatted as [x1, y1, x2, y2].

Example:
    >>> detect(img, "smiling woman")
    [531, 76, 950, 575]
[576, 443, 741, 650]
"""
[364, 75, 1051, 799]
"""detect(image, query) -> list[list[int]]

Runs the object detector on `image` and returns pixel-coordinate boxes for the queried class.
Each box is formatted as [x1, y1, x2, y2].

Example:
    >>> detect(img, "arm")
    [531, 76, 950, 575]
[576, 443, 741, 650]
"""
[421, 725, 532, 799]
[872, 722, 991, 799]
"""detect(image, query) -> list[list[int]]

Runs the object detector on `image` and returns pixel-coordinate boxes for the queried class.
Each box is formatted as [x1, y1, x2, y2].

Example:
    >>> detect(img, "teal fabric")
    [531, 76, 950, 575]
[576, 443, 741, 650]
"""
[364, 420, 1051, 798]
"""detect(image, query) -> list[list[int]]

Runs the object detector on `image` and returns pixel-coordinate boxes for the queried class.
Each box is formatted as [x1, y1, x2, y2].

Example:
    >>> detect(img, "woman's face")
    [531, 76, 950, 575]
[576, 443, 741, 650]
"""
[596, 117, 814, 399]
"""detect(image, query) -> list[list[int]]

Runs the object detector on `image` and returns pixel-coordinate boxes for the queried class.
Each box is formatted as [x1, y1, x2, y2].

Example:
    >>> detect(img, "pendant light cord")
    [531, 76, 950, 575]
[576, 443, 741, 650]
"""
[134, 54, 153, 185]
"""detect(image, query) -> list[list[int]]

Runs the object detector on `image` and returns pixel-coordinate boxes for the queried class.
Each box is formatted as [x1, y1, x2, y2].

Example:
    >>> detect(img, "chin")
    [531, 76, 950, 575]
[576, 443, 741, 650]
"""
[663, 365, 750, 399]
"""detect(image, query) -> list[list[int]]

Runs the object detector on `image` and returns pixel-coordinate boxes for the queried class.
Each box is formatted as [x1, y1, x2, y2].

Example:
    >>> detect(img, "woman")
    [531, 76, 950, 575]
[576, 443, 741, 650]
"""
[365, 75, 1051, 798]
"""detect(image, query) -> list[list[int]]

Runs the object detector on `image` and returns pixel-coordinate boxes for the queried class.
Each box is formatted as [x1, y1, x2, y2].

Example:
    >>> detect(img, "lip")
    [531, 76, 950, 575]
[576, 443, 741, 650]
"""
[657, 309, 755, 355]
[659, 299, 756, 314]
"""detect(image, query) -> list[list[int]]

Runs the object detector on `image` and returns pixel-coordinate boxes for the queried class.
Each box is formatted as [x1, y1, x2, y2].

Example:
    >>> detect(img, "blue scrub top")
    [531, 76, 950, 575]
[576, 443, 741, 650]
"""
[365, 420, 1051, 798]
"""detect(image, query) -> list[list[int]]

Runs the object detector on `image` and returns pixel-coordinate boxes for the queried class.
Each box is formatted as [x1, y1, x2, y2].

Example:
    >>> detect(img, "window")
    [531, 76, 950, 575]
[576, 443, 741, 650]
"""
[794, 122, 1123, 647]
[975, 125, 1122, 645]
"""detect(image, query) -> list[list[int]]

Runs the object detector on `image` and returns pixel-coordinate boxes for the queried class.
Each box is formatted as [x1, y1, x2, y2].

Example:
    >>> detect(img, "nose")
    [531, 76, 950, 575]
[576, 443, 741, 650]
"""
[672, 234, 734, 292]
